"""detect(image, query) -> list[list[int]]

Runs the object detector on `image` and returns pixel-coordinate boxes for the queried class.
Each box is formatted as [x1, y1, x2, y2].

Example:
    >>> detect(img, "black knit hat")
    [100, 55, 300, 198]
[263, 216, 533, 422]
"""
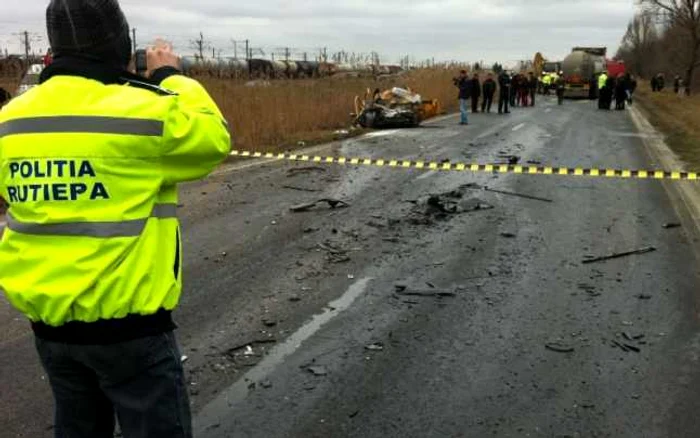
[46, 0, 132, 67]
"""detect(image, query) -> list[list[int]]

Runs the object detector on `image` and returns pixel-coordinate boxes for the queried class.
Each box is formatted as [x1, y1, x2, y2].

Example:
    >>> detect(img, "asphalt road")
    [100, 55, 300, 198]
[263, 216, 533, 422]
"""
[3, 96, 700, 438]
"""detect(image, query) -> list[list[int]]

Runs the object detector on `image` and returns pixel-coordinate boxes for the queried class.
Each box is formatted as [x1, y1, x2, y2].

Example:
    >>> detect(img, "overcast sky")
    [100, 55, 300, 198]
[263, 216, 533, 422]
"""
[0, 0, 637, 66]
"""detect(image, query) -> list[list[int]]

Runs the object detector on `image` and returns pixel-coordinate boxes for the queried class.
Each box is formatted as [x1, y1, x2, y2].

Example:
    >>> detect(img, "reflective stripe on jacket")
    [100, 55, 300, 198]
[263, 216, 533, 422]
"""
[0, 73, 231, 327]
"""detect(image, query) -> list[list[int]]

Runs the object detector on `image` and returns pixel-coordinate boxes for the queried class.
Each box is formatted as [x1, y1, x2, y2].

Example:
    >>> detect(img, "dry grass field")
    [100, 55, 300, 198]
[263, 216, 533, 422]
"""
[1, 67, 460, 152]
[198, 67, 460, 151]
[636, 85, 700, 171]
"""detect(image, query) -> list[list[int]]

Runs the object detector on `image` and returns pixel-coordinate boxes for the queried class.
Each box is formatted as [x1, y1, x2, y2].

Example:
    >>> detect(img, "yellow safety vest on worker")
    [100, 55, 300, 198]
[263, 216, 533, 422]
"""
[598, 73, 608, 89]
[543, 75, 552, 86]
[550, 73, 559, 83]
[0, 74, 231, 327]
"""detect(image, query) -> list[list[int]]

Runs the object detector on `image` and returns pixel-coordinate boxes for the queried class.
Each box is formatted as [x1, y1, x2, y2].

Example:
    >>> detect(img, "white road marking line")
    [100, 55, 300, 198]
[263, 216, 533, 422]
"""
[544, 108, 552, 113]
[195, 278, 373, 425]
[512, 123, 526, 132]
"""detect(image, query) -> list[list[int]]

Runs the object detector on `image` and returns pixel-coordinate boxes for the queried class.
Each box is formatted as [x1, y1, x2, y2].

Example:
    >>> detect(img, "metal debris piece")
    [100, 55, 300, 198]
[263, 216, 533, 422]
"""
[582, 247, 656, 264]
[282, 185, 321, 192]
[612, 340, 641, 353]
[663, 223, 681, 229]
[636, 294, 652, 300]
[394, 283, 408, 292]
[287, 166, 327, 176]
[484, 187, 553, 203]
[307, 366, 328, 376]
[290, 199, 350, 212]
[396, 289, 456, 298]
[180, 355, 189, 363]
[260, 379, 273, 389]
[545, 343, 575, 353]
[224, 339, 277, 356]
[365, 343, 384, 351]
[500, 232, 516, 238]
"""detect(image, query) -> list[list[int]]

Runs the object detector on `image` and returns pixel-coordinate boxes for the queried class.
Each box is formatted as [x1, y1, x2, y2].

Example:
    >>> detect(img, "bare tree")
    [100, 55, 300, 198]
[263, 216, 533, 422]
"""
[640, 0, 700, 92]
[618, 12, 659, 77]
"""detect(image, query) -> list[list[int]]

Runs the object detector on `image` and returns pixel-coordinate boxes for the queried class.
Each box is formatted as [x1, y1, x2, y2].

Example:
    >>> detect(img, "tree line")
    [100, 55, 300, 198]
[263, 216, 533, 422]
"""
[617, 1, 700, 94]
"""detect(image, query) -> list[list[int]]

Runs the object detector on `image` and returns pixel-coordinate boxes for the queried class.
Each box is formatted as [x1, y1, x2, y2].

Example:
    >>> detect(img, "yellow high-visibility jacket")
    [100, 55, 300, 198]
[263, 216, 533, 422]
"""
[0, 72, 231, 328]
[598, 73, 608, 89]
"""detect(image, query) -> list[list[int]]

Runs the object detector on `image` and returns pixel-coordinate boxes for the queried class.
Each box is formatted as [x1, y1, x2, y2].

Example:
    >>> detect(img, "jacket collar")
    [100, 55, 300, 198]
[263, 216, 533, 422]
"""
[39, 56, 155, 87]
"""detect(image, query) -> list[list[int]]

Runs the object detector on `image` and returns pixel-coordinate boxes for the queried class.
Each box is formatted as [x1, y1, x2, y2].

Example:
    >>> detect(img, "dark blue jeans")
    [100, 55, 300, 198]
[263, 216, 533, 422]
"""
[35, 331, 192, 438]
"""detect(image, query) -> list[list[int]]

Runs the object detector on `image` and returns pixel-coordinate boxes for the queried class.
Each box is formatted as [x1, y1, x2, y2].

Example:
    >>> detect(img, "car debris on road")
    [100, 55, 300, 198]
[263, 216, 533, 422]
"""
[582, 247, 657, 264]
[290, 199, 350, 212]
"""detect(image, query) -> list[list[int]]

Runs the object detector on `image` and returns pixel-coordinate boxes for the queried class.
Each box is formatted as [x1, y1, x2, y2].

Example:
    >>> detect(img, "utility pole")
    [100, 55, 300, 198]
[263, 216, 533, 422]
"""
[190, 32, 205, 61]
[23, 31, 30, 60]
[245, 39, 250, 60]
[284, 47, 290, 61]
[131, 28, 136, 55]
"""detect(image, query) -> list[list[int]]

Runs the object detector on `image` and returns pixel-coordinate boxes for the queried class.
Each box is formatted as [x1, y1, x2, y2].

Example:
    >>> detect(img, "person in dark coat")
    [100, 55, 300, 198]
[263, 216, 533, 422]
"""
[527, 72, 537, 107]
[651, 75, 658, 92]
[469, 73, 481, 113]
[481, 73, 496, 113]
[453, 70, 470, 125]
[498, 71, 511, 114]
[510, 73, 519, 107]
[519, 75, 529, 107]
[657, 73, 665, 91]
[555, 74, 565, 105]
[614, 74, 628, 110]
[674, 75, 681, 94]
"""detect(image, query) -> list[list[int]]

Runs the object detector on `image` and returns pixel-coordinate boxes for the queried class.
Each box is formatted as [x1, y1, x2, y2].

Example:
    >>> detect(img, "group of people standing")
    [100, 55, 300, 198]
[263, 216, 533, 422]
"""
[453, 69, 564, 125]
[597, 72, 637, 111]
[453, 71, 498, 124]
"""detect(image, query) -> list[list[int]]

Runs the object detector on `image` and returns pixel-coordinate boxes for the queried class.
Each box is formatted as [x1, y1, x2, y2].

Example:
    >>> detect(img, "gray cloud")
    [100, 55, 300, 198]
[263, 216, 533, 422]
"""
[0, 0, 636, 65]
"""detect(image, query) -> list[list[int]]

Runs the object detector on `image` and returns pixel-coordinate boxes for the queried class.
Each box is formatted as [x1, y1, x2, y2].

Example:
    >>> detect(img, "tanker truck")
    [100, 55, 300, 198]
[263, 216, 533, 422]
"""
[562, 47, 606, 99]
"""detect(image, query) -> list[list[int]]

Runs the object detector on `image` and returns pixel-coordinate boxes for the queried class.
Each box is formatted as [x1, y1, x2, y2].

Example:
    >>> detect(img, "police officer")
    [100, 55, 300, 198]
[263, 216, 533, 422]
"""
[597, 72, 609, 109]
[0, 1, 230, 437]
[498, 70, 511, 114]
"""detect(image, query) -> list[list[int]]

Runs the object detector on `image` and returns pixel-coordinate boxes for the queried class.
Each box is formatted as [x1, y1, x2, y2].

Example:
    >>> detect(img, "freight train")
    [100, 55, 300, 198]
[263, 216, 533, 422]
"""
[185, 57, 404, 80]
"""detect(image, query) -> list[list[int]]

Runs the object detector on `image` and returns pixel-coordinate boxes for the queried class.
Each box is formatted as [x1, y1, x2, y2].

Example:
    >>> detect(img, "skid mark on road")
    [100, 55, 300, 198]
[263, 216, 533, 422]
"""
[512, 123, 526, 132]
[196, 278, 374, 430]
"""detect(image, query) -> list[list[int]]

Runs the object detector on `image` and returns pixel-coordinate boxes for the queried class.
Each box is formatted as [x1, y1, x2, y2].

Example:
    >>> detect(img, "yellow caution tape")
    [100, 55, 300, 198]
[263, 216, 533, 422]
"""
[230, 150, 698, 181]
